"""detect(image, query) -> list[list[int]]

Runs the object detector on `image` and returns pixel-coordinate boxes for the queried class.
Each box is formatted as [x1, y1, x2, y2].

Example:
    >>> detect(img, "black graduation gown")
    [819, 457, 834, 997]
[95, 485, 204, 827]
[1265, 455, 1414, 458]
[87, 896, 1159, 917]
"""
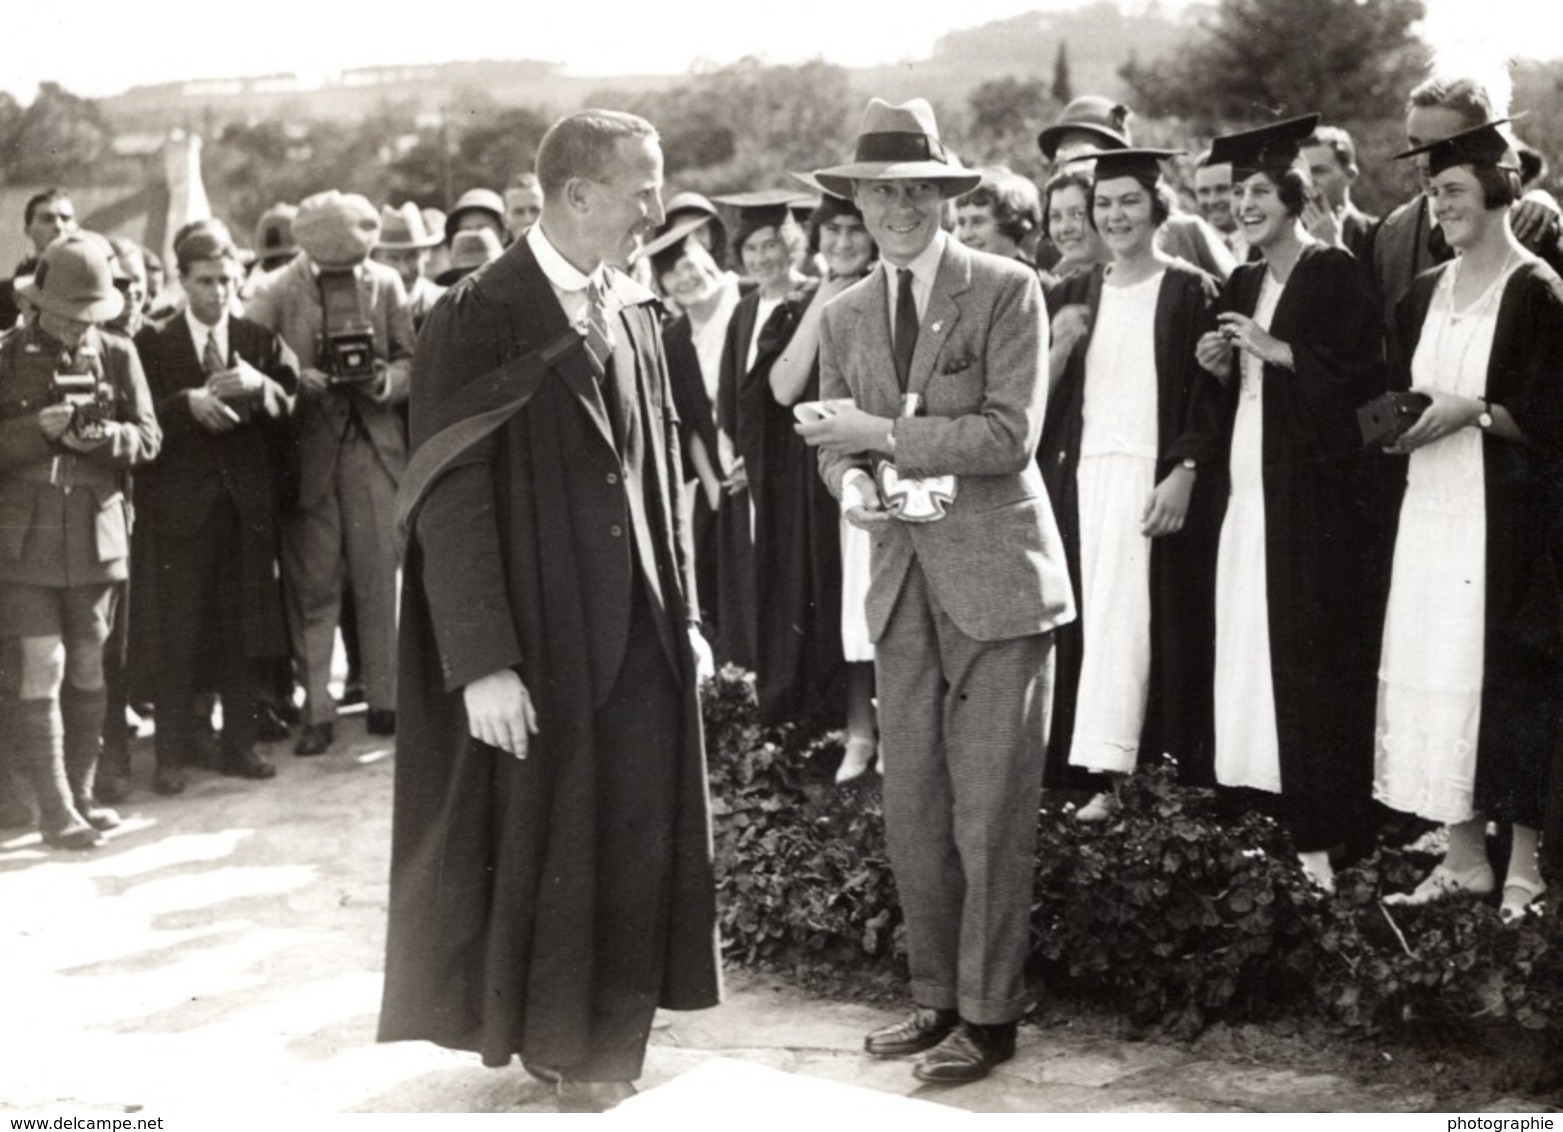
[1038, 260, 1224, 788]
[727, 281, 845, 728]
[1383, 260, 1563, 828]
[379, 241, 720, 1073]
[1214, 242, 1388, 852]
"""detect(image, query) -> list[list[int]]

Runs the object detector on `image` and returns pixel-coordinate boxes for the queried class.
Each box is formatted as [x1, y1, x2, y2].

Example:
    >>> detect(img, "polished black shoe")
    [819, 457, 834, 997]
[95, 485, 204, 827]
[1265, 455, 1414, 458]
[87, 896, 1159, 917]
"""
[865, 1007, 959, 1057]
[256, 703, 291, 742]
[366, 709, 396, 736]
[221, 747, 278, 780]
[913, 1021, 1016, 1084]
[152, 765, 187, 796]
[294, 722, 334, 757]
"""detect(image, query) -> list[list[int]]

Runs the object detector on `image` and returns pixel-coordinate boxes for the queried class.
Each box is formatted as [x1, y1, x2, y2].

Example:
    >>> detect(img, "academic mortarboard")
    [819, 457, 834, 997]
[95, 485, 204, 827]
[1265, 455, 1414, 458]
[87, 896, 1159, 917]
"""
[712, 188, 816, 228]
[1204, 114, 1321, 177]
[1080, 147, 1185, 183]
[1394, 118, 1519, 176]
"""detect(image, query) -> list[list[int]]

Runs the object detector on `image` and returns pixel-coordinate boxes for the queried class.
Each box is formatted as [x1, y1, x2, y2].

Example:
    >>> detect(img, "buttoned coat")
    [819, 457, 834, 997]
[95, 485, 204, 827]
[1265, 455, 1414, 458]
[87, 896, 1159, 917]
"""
[816, 237, 1075, 643]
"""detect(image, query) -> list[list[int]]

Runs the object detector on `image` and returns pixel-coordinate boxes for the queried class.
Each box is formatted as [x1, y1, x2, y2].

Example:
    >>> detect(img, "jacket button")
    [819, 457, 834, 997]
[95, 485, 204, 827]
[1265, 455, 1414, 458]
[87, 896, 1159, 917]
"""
[606, 472, 619, 485]
[610, 524, 623, 537]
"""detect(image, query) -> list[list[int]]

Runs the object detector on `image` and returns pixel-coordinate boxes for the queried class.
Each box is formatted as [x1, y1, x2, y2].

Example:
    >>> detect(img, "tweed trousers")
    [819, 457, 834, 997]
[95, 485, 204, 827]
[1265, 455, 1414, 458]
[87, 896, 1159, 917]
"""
[875, 557, 1054, 1025]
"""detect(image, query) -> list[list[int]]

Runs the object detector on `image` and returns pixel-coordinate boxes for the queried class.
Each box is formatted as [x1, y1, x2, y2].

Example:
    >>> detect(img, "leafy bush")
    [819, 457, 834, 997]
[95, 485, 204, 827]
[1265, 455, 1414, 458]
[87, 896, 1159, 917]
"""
[702, 668, 1563, 1060]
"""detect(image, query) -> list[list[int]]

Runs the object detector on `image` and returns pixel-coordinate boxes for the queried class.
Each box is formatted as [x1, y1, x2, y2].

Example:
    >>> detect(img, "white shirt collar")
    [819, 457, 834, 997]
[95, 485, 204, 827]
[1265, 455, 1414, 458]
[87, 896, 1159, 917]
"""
[884, 229, 948, 290]
[528, 223, 602, 294]
[184, 306, 227, 351]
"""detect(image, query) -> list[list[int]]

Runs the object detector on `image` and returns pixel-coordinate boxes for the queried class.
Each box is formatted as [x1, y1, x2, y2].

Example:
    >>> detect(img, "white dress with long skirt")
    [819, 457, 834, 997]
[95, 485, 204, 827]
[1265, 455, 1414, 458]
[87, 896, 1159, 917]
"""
[1373, 263, 1505, 822]
[1069, 271, 1164, 774]
[1214, 271, 1285, 792]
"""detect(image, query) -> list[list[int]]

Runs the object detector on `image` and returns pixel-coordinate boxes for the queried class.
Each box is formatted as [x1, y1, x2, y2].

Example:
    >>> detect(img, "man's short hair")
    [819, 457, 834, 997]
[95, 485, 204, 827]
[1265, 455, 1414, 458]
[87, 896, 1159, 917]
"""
[1304, 126, 1358, 173]
[512, 171, 542, 192]
[960, 168, 1042, 244]
[175, 227, 239, 275]
[1408, 76, 1497, 129]
[535, 110, 659, 200]
[24, 188, 72, 229]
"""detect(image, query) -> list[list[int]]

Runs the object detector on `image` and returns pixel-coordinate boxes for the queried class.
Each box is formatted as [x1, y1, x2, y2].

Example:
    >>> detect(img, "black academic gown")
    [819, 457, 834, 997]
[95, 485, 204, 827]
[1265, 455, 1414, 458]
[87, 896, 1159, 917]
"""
[1383, 260, 1563, 828]
[379, 239, 720, 1076]
[1038, 260, 1224, 788]
[1214, 242, 1388, 852]
[727, 281, 845, 728]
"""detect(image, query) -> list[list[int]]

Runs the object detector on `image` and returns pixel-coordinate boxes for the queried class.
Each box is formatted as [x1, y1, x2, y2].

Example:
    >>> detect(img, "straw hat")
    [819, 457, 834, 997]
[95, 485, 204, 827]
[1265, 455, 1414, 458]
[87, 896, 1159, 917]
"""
[378, 202, 442, 250]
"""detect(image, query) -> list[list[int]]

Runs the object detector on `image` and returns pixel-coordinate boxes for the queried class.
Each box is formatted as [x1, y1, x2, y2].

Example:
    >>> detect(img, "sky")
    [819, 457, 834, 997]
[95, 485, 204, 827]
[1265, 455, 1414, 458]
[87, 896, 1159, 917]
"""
[7, 0, 1561, 103]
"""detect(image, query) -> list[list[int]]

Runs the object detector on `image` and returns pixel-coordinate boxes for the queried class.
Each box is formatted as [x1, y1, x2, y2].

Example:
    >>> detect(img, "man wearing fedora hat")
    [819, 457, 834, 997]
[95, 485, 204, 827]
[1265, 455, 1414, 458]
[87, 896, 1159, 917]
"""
[0, 234, 160, 848]
[798, 97, 1075, 1084]
[372, 202, 446, 334]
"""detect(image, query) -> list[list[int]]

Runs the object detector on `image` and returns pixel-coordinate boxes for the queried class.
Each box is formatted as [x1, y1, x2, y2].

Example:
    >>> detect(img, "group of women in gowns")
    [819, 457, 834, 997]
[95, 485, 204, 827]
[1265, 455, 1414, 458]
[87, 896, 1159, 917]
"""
[1040, 113, 1562, 911]
[650, 108, 1561, 914]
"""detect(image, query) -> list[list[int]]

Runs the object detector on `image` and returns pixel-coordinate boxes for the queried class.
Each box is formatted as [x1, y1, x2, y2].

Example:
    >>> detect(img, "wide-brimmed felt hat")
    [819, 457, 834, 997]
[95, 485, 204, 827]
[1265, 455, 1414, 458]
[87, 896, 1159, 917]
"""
[294, 191, 380, 268]
[814, 98, 981, 200]
[632, 214, 713, 265]
[378, 202, 441, 250]
[19, 234, 124, 323]
[444, 188, 505, 244]
[1038, 96, 1132, 160]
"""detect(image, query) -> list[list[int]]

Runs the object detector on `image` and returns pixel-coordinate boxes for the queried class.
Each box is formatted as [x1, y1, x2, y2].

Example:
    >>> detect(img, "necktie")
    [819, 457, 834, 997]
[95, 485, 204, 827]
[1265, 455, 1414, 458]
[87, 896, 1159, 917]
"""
[893, 267, 918, 392]
[584, 277, 626, 449]
[202, 331, 224, 375]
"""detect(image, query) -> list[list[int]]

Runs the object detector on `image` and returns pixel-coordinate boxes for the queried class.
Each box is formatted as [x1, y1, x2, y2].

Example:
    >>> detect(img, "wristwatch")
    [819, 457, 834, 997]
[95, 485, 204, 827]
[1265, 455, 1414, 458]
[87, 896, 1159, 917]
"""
[1476, 398, 1494, 431]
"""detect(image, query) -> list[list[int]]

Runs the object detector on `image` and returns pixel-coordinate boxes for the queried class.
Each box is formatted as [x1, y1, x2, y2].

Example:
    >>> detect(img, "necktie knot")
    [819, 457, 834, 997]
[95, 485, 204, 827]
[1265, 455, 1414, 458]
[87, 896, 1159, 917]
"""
[581, 278, 614, 379]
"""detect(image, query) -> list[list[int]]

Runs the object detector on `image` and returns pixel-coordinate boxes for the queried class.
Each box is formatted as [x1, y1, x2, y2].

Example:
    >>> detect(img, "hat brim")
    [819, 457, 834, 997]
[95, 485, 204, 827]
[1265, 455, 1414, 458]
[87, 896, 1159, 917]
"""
[377, 233, 442, 251]
[1037, 123, 1130, 160]
[18, 278, 124, 323]
[632, 215, 713, 264]
[813, 162, 982, 201]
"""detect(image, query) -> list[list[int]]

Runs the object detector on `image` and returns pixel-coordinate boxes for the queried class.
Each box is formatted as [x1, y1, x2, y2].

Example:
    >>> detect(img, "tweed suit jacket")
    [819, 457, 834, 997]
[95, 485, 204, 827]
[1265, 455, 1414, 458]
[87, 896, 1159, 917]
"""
[817, 237, 1075, 643]
[245, 255, 414, 508]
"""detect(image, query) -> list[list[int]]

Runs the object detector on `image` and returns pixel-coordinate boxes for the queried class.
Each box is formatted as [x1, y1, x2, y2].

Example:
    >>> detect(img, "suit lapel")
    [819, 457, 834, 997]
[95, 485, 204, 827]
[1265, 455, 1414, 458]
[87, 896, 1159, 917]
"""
[496, 240, 616, 454]
[858, 269, 897, 406]
[908, 240, 970, 400]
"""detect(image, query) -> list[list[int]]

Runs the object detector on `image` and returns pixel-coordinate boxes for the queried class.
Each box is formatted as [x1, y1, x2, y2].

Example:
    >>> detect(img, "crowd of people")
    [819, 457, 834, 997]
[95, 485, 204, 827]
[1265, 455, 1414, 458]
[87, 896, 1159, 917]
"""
[3, 56, 1562, 1107]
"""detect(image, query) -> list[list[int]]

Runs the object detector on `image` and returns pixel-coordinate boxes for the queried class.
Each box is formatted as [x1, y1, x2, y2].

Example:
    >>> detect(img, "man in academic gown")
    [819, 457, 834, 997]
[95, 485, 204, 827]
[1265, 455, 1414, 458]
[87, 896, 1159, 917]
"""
[378, 109, 720, 1113]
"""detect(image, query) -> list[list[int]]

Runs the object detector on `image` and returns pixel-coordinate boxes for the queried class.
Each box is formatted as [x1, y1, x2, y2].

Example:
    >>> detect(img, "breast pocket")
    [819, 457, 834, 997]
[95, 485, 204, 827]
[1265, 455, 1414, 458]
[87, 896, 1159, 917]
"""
[92, 485, 129, 563]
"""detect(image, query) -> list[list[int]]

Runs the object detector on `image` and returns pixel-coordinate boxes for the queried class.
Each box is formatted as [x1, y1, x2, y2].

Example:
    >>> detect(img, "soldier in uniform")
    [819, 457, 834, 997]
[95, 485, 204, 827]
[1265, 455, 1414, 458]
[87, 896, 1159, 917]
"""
[0, 235, 160, 847]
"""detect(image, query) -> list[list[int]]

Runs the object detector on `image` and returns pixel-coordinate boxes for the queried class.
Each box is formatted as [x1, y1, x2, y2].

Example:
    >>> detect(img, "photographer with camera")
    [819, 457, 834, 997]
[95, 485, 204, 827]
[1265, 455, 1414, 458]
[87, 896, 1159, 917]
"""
[131, 228, 299, 794]
[0, 234, 160, 849]
[245, 191, 414, 757]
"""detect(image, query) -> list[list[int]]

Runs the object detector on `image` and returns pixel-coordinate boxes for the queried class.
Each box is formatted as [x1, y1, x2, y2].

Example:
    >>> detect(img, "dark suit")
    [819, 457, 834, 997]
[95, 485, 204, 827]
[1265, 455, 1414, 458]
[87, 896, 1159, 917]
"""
[132, 314, 297, 761]
[380, 233, 719, 1081]
[817, 235, 1074, 1023]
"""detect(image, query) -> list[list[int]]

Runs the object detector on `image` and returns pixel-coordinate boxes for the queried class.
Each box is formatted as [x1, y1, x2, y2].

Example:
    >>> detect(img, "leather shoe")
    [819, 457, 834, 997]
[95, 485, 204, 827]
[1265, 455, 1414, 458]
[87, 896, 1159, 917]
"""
[294, 723, 334, 757]
[42, 818, 103, 850]
[152, 765, 187, 796]
[366, 709, 396, 736]
[913, 1021, 1016, 1084]
[865, 1007, 958, 1057]
[221, 747, 277, 780]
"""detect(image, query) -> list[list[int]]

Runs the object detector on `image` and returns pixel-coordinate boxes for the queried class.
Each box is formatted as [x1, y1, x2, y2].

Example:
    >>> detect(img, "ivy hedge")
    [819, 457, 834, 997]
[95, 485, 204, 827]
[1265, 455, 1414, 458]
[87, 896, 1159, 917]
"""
[704, 667, 1563, 1053]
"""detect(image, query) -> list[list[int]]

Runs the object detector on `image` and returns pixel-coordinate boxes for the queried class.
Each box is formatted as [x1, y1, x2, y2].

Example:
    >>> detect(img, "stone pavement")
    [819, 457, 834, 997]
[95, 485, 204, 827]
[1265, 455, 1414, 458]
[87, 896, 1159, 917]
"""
[0, 714, 1547, 1115]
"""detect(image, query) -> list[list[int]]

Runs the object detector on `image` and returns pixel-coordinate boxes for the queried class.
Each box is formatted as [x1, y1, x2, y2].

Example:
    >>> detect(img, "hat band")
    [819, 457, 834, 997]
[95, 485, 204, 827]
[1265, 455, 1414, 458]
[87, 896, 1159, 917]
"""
[855, 131, 948, 166]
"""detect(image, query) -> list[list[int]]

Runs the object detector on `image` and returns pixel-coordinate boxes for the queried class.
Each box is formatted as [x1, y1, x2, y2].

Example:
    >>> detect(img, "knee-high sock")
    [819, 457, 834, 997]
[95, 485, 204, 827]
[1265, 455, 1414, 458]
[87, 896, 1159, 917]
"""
[14, 697, 81, 834]
[60, 683, 107, 807]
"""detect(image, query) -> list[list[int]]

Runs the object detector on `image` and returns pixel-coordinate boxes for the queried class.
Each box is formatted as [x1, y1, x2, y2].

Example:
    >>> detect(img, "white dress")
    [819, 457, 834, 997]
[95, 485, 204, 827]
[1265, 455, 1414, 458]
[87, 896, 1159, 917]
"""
[1214, 271, 1285, 792]
[840, 520, 874, 661]
[1069, 270, 1164, 774]
[1373, 263, 1506, 822]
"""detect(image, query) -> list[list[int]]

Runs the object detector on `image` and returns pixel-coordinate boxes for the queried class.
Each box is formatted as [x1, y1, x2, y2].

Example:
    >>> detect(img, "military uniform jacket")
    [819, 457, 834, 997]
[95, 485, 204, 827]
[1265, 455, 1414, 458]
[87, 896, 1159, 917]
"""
[0, 321, 160, 588]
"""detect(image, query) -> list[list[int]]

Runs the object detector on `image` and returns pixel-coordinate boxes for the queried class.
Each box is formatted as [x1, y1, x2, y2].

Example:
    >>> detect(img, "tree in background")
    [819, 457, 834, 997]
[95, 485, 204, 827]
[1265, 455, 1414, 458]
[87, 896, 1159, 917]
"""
[2, 83, 116, 184]
[1052, 42, 1074, 106]
[962, 76, 1056, 180]
[1122, 0, 1429, 128]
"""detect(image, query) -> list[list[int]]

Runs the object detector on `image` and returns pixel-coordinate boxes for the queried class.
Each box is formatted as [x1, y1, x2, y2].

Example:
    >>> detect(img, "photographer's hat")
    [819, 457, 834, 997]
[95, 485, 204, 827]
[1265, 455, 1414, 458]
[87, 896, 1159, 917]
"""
[294, 191, 380, 268]
[814, 98, 981, 200]
[18, 234, 124, 323]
